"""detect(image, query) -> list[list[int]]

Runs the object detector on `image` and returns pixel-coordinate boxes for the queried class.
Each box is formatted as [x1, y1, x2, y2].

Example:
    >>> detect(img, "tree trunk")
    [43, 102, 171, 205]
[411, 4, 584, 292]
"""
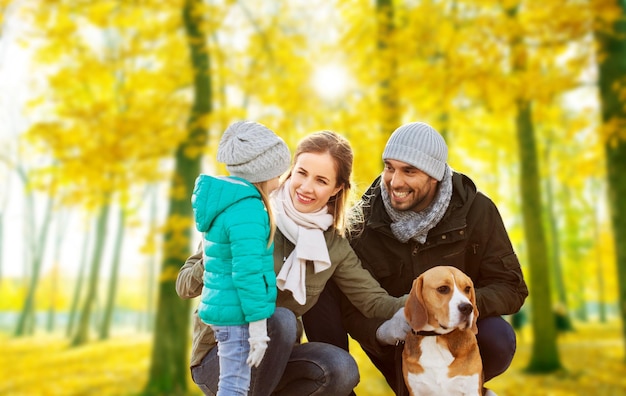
[544, 150, 567, 308]
[561, 186, 589, 322]
[14, 191, 54, 336]
[592, 181, 608, 323]
[46, 265, 57, 333]
[505, 4, 561, 372]
[516, 101, 561, 372]
[143, 0, 211, 394]
[99, 206, 125, 340]
[71, 203, 110, 346]
[376, 0, 399, 139]
[596, 0, 626, 356]
[66, 223, 91, 337]
[46, 212, 68, 333]
[143, 185, 158, 332]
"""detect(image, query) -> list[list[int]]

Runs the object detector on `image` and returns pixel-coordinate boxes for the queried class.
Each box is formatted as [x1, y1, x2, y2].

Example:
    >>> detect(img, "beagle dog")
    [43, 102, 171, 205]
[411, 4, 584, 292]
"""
[402, 266, 482, 396]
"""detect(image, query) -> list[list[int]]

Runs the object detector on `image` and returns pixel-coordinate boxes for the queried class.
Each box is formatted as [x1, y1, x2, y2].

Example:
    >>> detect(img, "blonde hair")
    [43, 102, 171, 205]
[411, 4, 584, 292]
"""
[253, 180, 277, 248]
[288, 131, 354, 236]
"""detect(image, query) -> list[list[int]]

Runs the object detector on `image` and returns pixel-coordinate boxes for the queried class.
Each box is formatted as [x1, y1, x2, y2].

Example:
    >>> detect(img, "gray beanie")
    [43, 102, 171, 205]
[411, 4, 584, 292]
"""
[382, 122, 448, 181]
[217, 121, 291, 183]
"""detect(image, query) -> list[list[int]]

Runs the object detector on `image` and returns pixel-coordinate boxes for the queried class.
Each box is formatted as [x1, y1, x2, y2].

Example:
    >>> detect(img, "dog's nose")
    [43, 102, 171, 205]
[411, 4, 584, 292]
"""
[458, 303, 473, 316]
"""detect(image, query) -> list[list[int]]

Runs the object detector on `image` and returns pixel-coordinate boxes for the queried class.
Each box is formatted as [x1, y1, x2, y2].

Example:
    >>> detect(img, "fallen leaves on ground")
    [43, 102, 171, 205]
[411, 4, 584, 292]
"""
[487, 321, 626, 396]
[0, 321, 624, 395]
[0, 332, 154, 396]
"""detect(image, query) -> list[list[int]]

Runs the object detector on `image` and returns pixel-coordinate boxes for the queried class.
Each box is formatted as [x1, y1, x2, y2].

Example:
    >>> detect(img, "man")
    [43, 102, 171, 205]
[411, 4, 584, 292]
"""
[302, 122, 528, 396]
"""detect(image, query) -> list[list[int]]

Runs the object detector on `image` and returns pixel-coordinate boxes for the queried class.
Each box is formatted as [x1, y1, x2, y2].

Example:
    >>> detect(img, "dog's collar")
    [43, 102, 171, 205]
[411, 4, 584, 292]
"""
[411, 329, 441, 336]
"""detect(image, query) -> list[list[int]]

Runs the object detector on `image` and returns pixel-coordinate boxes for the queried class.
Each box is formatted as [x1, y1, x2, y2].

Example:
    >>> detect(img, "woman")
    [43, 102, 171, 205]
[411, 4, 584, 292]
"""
[177, 131, 407, 395]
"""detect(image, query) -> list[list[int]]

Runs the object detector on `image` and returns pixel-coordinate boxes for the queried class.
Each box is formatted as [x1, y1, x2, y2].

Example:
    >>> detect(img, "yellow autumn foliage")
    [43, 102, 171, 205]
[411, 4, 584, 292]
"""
[2, 0, 625, 393]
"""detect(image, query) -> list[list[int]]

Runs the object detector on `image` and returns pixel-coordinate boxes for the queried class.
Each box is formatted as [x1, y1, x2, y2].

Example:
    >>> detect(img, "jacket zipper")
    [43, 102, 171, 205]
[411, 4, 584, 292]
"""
[412, 243, 419, 256]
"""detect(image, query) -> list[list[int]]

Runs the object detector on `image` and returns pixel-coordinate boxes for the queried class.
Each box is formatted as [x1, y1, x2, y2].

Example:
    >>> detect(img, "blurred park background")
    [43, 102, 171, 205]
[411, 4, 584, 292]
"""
[2, 0, 626, 395]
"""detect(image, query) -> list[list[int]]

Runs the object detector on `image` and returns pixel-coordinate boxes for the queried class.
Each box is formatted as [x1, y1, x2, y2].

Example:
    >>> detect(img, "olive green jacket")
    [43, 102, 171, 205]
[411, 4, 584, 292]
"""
[176, 227, 407, 367]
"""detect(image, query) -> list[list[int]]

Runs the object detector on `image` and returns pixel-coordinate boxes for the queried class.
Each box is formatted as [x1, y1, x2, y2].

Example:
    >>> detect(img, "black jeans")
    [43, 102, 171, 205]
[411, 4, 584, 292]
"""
[193, 307, 360, 396]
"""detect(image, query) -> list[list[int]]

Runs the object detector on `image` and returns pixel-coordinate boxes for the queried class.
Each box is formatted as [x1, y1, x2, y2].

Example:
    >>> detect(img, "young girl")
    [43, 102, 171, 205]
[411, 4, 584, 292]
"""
[179, 131, 406, 396]
[191, 121, 290, 396]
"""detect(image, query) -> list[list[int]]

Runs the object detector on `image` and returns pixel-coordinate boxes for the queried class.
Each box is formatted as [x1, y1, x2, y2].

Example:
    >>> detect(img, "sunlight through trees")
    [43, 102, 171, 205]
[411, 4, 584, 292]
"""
[1, 0, 624, 394]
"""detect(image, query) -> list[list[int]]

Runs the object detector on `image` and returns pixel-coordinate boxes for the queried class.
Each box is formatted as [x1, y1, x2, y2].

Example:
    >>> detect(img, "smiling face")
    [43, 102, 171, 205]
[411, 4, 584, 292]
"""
[289, 151, 343, 214]
[382, 158, 439, 212]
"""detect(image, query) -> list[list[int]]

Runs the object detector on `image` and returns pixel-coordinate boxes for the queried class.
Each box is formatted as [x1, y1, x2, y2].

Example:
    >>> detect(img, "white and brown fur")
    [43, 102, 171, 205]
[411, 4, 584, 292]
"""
[402, 266, 482, 396]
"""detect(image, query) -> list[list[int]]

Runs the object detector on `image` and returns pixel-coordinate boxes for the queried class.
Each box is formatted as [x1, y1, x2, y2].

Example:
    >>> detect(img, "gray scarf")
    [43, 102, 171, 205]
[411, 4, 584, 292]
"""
[381, 165, 453, 244]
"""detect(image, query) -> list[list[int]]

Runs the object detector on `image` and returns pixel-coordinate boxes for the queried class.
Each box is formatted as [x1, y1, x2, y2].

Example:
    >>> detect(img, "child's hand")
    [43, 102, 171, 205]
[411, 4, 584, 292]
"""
[247, 319, 270, 367]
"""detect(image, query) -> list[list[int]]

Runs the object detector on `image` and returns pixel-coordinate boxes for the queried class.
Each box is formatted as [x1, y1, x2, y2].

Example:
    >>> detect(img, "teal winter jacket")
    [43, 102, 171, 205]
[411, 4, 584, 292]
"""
[191, 175, 276, 326]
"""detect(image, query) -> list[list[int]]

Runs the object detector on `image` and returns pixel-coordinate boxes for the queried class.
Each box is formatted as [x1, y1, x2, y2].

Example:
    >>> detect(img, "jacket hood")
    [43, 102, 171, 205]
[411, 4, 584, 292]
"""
[444, 172, 477, 221]
[191, 175, 261, 232]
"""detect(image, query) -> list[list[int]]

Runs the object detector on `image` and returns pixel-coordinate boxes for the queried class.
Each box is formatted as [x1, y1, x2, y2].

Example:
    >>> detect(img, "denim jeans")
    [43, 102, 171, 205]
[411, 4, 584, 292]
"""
[211, 325, 251, 396]
[192, 307, 360, 396]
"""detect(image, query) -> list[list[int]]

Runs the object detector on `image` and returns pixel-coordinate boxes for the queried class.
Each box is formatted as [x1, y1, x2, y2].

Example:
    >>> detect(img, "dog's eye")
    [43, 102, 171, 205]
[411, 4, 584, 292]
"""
[437, 286, 450, 294]
[464, 286, 471, 294]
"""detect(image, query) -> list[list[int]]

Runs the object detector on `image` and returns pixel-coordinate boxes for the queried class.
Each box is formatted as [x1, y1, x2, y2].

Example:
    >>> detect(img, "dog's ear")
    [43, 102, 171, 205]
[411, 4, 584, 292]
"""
[405, 276, 428, 331]
[469, 281, 479, 335]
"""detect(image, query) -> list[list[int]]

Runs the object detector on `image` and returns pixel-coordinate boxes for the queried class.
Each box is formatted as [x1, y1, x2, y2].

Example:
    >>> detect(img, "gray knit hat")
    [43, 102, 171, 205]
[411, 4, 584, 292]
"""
[382, 122, 448, 181]
[217, 121, 291, 183]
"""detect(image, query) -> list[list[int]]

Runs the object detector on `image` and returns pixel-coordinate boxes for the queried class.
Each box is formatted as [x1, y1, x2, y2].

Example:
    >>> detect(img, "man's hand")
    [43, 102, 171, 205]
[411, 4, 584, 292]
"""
[376, 308, 411, 345]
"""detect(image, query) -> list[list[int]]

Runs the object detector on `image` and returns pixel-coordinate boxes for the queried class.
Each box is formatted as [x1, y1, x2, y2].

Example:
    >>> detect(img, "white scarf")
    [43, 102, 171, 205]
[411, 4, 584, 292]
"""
[272, 179, 333, 305]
